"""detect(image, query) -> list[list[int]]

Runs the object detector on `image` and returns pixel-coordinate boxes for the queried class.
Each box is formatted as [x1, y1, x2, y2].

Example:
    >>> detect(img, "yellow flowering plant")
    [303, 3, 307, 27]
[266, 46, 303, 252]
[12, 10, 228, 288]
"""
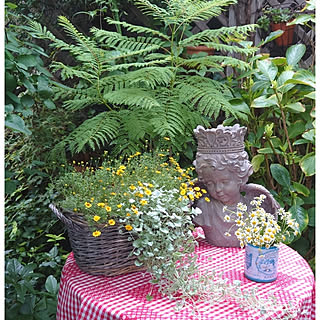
[223, 195, 301, 248]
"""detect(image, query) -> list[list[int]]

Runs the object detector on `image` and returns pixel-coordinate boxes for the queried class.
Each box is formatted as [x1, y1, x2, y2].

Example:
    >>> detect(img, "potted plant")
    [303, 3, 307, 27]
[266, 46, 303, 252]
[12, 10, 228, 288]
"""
[223, 194, 300, 282]
[257, 7, 296, 46]
[49, 151, 206, 281]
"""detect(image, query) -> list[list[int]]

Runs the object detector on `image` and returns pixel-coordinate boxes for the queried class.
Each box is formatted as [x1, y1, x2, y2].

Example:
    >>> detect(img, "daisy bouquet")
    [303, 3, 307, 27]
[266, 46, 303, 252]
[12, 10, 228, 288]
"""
[223, 195, 301, 248]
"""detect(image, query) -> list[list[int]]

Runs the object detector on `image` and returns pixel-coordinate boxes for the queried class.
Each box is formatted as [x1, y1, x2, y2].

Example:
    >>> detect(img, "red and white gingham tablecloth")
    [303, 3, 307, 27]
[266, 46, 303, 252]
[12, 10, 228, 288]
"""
[56, 232, 315, 320]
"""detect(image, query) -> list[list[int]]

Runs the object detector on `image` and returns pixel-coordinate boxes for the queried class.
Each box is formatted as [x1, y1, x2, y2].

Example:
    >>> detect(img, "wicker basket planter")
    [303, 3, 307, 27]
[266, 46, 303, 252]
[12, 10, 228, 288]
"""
[49, 203, 142, 277]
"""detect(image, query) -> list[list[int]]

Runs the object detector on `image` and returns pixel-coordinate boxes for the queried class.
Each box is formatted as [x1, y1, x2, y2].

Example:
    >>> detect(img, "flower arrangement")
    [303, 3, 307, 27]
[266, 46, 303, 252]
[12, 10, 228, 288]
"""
[223, 194, 300, 248]
[51, 158, 300, 317]
[51, 152, 205, 289]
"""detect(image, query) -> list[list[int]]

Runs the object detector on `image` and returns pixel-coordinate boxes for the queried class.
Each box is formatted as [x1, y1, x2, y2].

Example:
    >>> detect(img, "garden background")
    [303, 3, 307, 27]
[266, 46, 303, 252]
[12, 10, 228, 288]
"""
[4, 0, 315, 319]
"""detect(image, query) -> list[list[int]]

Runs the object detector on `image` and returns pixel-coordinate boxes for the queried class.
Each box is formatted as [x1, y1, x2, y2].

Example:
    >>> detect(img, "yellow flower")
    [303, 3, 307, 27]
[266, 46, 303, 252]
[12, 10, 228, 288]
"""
[85, 202, 92, 208]
[194, 186, 200, 191]
[129, 185, 136, 191]
[73, 208, 78, 212]
[125, 225, 133, 231]
[92, 230, 101, 237]
[93, 215, 101, 222]
[105, 206, 112, 212]
[205, 197, 210, 202]
[97, 203, 105, 207]
[90, 197, 94, 202]
[163, 137, 170, 141]
[148, 183, 154, 188]
[117, 204, 122, 208]
[140, 199, 148, 206]
[108, 219, 116, 225]
[144, 189, 152, 196]
[201, 189, 207, 194]
[155, 170, 161, 174]
[180, 189, 186, 196]
[126, 213, 131, 217]
[110, 192, 116, 196]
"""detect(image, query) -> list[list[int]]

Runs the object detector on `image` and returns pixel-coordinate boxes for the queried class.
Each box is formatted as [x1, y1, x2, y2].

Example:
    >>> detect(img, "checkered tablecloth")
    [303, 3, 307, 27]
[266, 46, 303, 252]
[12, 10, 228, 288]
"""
[56, 233, 315, 320]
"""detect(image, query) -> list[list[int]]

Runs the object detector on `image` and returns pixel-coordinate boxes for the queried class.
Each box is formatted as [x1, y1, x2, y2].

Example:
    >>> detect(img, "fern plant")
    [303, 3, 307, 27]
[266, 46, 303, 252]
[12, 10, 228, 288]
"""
[28, 0, 257, 160]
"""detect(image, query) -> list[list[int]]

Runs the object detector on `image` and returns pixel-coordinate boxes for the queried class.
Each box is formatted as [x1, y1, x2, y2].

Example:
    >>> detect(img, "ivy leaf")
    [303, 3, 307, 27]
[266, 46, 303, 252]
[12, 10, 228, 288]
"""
[289, 204, 308, 233]
[251, 154, 265, 172]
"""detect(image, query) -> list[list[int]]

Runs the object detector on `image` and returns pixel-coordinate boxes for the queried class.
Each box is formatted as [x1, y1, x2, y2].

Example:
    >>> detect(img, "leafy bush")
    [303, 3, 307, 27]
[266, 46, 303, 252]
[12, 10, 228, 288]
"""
[229, 43, 315, 266]
[5, 3, 57, 137]
[28, 0, 257, 161]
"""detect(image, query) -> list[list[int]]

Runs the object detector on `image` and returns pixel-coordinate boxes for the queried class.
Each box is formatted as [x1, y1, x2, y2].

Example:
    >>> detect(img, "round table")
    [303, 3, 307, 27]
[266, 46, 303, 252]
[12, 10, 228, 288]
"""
[56, 233, 315, 320]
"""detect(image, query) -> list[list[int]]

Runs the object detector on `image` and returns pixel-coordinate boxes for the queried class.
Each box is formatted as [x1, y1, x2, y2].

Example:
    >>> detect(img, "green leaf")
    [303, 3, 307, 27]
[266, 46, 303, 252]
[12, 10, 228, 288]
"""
[5, 71, 17, 91]
[5, 114, 31, 135]
[257, 147, 274, 154]
[304, 91, 315, 100]
[43, 99, 56, 110]
[5, 104, 14, 113]
[21, 95, 35, 108]
[302, 129, 315, 143]
[17, 55, 39, 68]
[251, 95, 277, 108]
[146, 294, 153, 301]
[292, 182, 310, 197]
[285, 102, 305, 113]
[289, 205, 308, 233]
[286, 44, 306, 66]
[300, 152, 315, 176]
[293, 139, 308, 146]
[287, 69, 315, 88]
[37, 76, 53, 99]
[258, 30, 284, 47]
[251, 154, 265, 172]
[270, 164, 291, 188]
[308, 207, 315, 227]
[287, 120, 305, 139]
[257, 60, 278, 81]
[45, 275, 59, 295]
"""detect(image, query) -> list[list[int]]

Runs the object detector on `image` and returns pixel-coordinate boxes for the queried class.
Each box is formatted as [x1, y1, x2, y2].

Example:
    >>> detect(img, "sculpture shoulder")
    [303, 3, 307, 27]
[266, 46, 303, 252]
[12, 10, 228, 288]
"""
[240, 183, 280, 215]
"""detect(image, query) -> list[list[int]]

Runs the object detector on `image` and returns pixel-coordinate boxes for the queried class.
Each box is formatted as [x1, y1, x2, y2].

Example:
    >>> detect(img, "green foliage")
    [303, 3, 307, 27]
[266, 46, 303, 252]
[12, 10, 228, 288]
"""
[5, 259, 59, 320]
[28, 0, 257, 160]
[5, 4, 56, 136]
[229, 42, 315, 265]
[257, 6, 296, 32]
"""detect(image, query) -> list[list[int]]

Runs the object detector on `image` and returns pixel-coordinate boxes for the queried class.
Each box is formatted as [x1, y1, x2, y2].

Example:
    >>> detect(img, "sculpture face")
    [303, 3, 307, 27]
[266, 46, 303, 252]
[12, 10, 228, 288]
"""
[201, 167, 241, 206]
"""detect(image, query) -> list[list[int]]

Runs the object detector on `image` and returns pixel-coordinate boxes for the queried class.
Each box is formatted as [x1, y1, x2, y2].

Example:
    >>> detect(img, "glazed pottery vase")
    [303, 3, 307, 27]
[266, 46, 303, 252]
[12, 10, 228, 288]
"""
[244, 243, 279, 282]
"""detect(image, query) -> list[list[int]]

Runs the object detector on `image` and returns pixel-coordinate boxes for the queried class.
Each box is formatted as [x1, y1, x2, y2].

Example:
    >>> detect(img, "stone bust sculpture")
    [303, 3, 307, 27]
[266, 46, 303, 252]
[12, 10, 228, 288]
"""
[193, 124, 280, 247]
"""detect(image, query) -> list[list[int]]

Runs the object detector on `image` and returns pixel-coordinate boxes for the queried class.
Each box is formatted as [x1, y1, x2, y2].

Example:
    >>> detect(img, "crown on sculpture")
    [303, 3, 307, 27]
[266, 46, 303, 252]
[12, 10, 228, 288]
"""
[194, 124, 246, 154]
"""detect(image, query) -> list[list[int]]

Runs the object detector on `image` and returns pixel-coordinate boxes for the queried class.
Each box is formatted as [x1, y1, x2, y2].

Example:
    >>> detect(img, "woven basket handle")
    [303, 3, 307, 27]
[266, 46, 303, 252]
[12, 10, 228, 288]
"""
[49, 203, 83, 231]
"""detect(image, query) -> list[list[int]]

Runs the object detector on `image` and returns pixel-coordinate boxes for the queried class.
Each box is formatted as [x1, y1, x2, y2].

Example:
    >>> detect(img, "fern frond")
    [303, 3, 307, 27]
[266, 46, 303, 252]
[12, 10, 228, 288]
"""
[103, 88, 160, 110]
[107, 59, 169, 71]
[181, 25, 257, 46]
[106, 19, 170, 41]
[175, 76, 236, 119]
[50, 111, 120, 158]
[206, 55, 250, 70]
[173, 0, 237, 25]
[51, 62, 97, 82]
[57, 16, 96, 50]
[91, 27, 163, 52]
[133, 0, 169, 22]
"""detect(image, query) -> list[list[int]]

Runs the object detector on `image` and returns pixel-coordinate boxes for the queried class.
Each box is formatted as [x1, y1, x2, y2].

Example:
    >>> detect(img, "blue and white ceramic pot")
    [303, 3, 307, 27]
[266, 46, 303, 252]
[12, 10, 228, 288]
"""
[244, 243, 279, 282]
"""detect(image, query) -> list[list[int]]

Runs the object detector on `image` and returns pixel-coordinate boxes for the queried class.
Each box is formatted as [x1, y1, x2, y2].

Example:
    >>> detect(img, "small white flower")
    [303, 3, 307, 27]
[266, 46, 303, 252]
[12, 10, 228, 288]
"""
[224, 232, 231, 237]
[224, 215, 231, 222]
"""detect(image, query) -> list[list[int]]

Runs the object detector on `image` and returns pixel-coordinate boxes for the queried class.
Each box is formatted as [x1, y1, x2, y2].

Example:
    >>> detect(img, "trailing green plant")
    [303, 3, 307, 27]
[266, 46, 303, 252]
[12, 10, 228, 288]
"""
[225, 43, 315, 267]
[28, 0, 257, 161]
